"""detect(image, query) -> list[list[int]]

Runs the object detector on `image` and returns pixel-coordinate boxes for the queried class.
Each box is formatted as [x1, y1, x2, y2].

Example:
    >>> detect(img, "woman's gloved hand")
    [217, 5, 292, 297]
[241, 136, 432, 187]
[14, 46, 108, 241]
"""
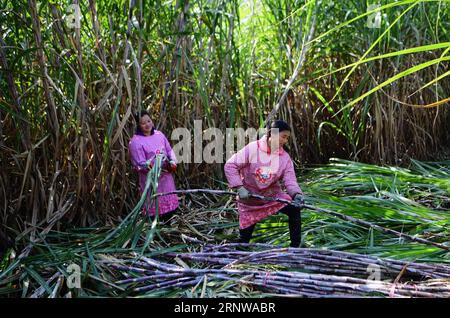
[167, 160, 177, 173]
[146, 159, 153, 169]
[293, 193, 305, 207]
[237, 186, 250, 200]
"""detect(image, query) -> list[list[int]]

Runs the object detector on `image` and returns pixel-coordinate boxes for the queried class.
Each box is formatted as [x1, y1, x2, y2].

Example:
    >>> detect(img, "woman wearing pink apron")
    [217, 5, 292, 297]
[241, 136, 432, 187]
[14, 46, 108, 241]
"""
[224, 120, 304, 247]
[129, 110, 179, 222]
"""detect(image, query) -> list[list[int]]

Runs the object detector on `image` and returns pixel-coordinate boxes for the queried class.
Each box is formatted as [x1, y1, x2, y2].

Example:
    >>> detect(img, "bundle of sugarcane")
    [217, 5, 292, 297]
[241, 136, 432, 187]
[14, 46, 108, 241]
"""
[110, 246, 450, 298]
[167, 245, 450, 280]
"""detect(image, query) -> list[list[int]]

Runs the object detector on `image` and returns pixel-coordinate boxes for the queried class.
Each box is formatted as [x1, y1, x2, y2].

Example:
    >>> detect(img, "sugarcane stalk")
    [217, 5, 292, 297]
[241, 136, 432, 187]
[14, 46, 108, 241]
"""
[134, 277, 200, 292]
[110, 264, 153, 274]
[116, 272, 184, 285]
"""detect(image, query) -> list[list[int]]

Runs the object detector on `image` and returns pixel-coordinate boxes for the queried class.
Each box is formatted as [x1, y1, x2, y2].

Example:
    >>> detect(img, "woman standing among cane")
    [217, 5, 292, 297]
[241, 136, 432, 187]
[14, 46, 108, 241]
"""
[224, 120, 305, 247]
[129, 110, 179, 223]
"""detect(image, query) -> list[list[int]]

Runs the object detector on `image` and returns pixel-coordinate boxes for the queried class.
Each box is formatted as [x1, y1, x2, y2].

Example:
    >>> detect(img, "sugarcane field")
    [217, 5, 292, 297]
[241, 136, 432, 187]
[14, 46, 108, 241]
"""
[1, 0, 450, 302]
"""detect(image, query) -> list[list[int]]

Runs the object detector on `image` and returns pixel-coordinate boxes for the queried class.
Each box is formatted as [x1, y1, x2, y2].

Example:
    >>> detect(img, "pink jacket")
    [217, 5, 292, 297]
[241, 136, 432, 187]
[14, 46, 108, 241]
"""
[224, 135, 302, 229]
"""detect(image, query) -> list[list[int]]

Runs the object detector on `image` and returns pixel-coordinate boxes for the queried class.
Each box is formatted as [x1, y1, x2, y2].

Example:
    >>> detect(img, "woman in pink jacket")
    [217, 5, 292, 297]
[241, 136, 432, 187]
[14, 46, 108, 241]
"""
[129, 110, 179, 222]
[224, 120, 304, 247]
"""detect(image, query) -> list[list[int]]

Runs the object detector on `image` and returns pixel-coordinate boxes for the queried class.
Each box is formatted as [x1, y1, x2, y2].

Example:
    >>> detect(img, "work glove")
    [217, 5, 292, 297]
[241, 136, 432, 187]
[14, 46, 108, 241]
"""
[237, 186, 250, 200]
[146, 159, 153, 169]
[293, 193, 305, 207]
[167, 160, 177, 173]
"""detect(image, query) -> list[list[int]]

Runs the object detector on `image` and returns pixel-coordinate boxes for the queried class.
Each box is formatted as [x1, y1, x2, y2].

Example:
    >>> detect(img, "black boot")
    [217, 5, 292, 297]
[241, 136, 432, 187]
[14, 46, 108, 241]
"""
[279, 205, 302, 248]
[238, 224, 256, 243]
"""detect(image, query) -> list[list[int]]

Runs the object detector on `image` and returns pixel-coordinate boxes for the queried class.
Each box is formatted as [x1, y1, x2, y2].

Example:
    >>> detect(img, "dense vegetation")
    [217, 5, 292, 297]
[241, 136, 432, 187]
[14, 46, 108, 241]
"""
[0, 0, 449, 297]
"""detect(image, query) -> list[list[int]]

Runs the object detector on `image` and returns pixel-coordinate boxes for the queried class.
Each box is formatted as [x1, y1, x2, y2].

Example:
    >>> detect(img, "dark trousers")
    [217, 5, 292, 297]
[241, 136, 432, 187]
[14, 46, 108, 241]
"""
[149, 208, 178, 223]
[239, 204, 301, 247]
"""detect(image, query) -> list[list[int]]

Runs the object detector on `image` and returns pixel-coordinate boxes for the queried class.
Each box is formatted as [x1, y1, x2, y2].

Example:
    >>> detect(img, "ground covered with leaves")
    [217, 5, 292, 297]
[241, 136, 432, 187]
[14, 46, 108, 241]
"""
[1, 158, 449, 297]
